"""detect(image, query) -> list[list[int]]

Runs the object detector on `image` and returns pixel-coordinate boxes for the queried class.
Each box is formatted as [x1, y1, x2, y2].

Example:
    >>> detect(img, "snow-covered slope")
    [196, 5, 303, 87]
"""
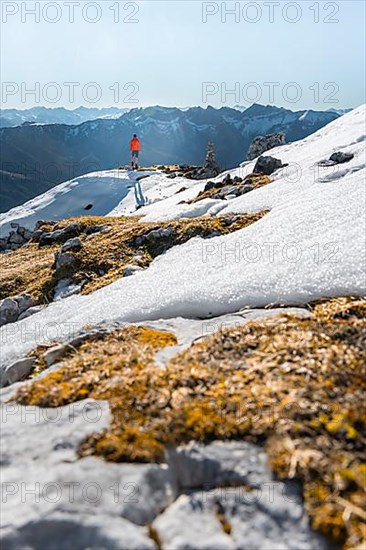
[139, 105, 366, 222]
[1, 106, 365, 367]
[0, 166, 214, 236]
[0, 170, 159, 237]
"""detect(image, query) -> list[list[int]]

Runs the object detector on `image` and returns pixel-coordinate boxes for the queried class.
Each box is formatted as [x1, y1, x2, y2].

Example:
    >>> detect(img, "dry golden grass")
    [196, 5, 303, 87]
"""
[0, 243, 56, 303]
[0, 212, 266, 303]
[15, 295, 366, 548]
[17, 325, 178, 461]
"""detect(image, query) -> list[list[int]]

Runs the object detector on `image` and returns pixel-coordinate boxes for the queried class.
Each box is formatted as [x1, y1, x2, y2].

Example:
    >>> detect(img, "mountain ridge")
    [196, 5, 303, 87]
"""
[0, 103, 339, 212]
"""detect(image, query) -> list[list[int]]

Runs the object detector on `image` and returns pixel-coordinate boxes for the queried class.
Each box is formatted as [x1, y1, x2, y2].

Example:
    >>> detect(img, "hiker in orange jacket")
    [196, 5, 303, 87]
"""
[130, 134, 141, 170]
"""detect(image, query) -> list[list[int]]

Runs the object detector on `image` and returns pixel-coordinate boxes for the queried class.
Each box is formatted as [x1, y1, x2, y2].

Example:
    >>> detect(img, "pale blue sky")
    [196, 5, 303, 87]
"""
[1, 0, 365, 110]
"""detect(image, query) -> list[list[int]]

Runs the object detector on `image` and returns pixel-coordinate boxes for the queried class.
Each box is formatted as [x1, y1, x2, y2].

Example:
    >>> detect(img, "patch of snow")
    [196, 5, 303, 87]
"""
[53, 279, 84, 301]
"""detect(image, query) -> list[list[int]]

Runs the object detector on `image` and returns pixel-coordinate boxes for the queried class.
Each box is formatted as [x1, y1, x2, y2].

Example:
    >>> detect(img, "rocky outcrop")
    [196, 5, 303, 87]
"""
[39, 223, 83, 247]
[192, 173, 270, 203]
[1, 220, 112, 254]
[0, 223, 34, 253]
[247, 132, 286, 160]
[184, 142, 222, 180]
[0, 326, 109, 387]
[0, 220, 61, 253]
[0, 396, 329, 550]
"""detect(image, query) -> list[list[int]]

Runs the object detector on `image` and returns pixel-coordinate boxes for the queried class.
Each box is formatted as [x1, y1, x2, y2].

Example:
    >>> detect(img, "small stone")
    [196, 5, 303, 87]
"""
[238, 184, 254, 195]
[54, 252, 77, 270]
[0, 298, 19, 327]
[61, 223, 83, 240]
[143, 228, 173, 243]
[203, 181, 217, 193]
[34, 220, 56, 231]
[10, 222, 20, 230]
[8, 231, 24, 245]
[39, 230, 63, 247]
[145, 229, 161, 242]
[160, 228, 173, 238]
[14, 294, 35, 314]
[39, 223, 83, 247]
[223, 185, 239, 197]
[61, 237, 82, 253]
[123, 265, 144, 277]
[85, 225, 111, 236]
[329, 151, 354, 164]
[0, 357, 36, 387]
[253, 155, 283, 175]
[17, 305, 45, 321]
[44, 345, 68, 367]
[31, 230, 43, 242]
[68, 329, 106, 349]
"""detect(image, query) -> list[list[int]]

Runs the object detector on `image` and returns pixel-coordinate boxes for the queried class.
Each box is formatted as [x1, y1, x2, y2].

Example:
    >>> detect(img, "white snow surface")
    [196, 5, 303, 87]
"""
[1, 105, 365, 367]
[0, 170, 157, 237]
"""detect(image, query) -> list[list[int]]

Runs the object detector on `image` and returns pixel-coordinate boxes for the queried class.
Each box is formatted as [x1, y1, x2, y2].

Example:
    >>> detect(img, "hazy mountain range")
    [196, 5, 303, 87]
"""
[0, 106, 130, 128]
[0, 104, 339, 212]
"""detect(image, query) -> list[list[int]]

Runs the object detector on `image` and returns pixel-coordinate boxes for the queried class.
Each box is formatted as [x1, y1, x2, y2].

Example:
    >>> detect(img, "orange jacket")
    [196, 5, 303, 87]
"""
[130, 137, 141, 151]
